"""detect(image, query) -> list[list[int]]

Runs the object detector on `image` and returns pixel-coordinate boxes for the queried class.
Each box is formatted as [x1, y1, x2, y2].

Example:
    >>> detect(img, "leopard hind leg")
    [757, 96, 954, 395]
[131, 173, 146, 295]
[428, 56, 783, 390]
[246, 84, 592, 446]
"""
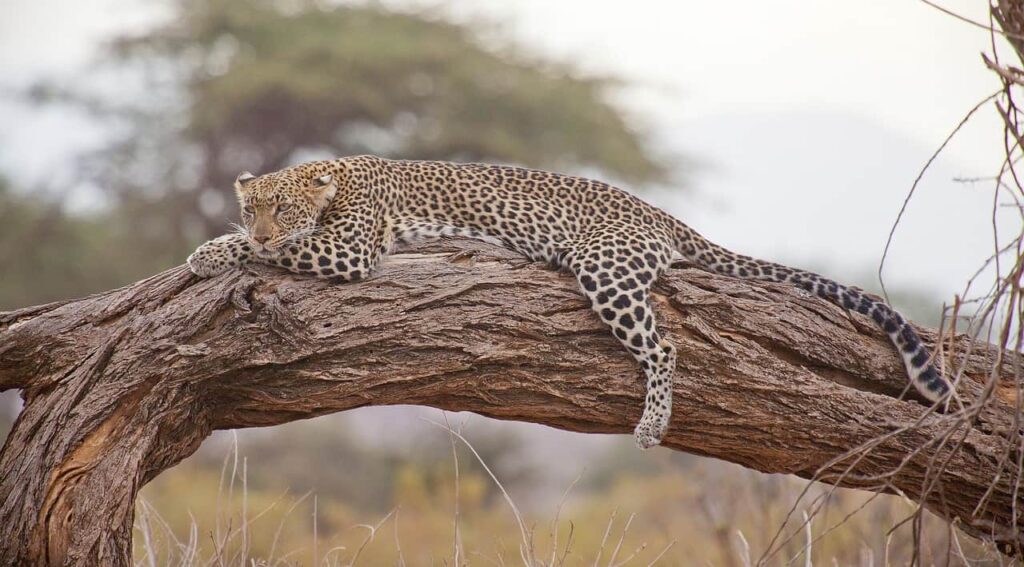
[568, 236, 676, 449]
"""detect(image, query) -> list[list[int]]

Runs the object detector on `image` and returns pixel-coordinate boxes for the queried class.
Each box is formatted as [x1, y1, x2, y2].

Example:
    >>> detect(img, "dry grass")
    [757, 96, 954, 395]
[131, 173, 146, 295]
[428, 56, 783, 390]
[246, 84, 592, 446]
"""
[133, 413, 1011, 567]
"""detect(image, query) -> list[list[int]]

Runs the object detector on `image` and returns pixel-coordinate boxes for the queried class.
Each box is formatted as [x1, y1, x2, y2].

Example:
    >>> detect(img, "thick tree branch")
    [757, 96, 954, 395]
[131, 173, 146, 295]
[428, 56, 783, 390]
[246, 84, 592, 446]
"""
[0, 239, 1020, 564]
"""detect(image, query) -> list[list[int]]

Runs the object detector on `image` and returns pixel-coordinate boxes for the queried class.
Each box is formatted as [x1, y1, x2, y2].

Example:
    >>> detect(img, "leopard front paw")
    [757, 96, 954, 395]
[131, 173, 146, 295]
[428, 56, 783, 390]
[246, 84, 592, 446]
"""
[187, 251, 231, 278]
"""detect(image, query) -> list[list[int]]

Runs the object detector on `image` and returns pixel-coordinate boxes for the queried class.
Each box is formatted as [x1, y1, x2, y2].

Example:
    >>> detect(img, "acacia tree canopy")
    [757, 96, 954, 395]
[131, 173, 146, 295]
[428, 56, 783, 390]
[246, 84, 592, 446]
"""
[101, 0, 671, 240]
[9, 0, 674, 308]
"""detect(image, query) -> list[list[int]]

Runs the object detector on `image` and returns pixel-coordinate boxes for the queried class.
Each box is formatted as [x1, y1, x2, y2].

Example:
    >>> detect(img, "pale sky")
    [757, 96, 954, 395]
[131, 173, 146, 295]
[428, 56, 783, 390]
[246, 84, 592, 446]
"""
[0, 0, 1015, 305]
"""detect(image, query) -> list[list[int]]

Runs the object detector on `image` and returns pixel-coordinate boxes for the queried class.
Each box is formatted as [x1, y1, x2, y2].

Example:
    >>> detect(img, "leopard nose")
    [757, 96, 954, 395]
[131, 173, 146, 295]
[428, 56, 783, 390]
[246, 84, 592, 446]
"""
[252, 235, 271, 245]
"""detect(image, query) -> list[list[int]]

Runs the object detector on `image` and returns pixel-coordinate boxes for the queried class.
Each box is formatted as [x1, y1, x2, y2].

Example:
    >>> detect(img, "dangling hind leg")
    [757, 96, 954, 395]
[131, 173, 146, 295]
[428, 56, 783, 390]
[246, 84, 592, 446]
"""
[628, 298, 676, 449]
[633, 321, 676, 449]
[570, 248, 676, 449]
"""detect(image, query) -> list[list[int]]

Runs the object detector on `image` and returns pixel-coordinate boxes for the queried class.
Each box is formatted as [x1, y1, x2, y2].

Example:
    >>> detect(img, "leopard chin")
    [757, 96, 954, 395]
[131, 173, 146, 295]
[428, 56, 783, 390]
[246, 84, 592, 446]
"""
[254, 248, 282, 259]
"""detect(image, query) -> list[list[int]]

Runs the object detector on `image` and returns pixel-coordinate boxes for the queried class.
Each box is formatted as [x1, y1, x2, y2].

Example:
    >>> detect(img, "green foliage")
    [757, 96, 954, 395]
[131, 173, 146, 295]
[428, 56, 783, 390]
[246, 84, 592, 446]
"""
[156, 0, 665, 181]
[4, 0, 673, 310]
[98, 0, 671, 248]
[0, 179, 178, 309]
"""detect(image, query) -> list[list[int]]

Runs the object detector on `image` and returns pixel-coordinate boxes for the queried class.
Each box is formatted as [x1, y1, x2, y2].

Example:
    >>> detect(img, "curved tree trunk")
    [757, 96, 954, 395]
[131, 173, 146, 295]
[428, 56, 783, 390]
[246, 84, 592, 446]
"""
[0, 239, 1020, 564]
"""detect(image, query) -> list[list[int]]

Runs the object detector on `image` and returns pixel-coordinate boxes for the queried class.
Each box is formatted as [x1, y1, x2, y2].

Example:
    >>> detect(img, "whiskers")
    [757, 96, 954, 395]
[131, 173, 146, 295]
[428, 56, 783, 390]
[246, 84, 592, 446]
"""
[288, 225, 319, 241]
[268, 225, 318, 249]
[229, 223, 249, 237]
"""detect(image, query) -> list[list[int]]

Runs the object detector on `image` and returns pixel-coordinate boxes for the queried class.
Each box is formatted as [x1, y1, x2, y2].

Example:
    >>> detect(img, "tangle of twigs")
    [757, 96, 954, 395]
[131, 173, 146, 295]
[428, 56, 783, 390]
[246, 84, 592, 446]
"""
[758, 2, 1024, 563]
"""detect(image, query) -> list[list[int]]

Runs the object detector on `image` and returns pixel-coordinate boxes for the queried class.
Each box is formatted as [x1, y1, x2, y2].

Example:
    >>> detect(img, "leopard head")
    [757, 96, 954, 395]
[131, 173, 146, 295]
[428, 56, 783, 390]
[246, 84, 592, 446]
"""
[233, 163, 337, 257]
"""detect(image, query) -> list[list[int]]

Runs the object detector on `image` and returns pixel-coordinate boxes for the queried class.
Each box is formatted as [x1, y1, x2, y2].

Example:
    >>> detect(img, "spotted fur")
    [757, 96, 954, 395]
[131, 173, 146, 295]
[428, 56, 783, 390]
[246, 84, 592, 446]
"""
[188, 156, 952, 448]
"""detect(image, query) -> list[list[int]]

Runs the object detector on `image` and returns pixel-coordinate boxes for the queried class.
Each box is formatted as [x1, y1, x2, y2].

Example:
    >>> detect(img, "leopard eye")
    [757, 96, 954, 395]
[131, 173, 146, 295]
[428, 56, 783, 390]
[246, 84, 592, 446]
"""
[277, 203, 292, 213]
[242, 205, 255, 215]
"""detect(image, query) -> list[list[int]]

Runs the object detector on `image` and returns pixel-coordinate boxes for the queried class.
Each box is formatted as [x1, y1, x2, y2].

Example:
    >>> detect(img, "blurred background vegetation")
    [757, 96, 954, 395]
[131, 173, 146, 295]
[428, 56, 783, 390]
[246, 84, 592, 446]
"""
[0, 0, 994, 564]
[8, 0, 667, 310]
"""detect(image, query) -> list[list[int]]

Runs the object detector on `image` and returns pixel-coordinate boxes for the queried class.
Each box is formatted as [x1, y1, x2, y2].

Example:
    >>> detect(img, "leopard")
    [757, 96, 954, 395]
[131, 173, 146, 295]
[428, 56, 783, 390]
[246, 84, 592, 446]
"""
[187, 155, 952, 448]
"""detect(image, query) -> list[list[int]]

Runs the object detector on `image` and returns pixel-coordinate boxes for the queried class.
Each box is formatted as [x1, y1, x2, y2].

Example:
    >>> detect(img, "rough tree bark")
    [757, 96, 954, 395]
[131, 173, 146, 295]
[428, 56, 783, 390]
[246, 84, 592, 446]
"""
[0, 239, 1020, 564]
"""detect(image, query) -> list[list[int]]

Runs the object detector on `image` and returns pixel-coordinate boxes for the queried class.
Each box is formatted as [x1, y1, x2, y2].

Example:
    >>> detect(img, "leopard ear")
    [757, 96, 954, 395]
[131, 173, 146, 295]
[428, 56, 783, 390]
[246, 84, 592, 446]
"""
[234, 171, 257, 193]
[309, 174, 337, 208]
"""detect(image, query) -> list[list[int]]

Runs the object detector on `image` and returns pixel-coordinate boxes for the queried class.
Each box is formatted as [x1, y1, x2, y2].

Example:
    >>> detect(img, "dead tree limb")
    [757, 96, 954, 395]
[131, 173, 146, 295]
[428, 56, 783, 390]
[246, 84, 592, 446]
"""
[0, 239, 1020, 564]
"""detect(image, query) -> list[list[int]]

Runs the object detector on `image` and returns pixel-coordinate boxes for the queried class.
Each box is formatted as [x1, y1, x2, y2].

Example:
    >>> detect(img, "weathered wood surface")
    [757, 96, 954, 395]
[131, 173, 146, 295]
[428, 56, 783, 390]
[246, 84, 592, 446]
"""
[0, 239, 1019, 564]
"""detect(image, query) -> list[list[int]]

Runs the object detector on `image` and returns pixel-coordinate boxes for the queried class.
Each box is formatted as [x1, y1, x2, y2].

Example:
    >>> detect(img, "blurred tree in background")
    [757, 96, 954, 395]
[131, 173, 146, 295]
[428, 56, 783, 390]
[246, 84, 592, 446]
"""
[83, 0, 667, 297]
[0, 176, 183, 308]
[7, 0, 670, 310]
